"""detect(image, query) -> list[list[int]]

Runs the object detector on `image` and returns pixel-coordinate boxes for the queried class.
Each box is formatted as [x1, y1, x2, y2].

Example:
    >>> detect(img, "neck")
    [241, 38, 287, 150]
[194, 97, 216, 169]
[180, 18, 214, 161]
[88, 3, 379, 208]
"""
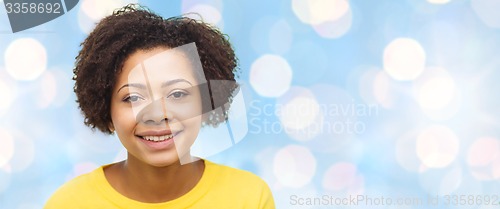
[106, 154, 205, 203]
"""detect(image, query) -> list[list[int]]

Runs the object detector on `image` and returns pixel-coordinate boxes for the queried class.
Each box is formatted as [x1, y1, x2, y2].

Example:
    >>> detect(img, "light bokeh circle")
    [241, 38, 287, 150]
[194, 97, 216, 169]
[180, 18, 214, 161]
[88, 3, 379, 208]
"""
[292, 0, 352, 39]
[292, 0, 350, 25]
[184, 4, 222, 27]
[312, 7, 352, 39]
[467, 137, 500, 180]
[81, 0, 138, 21]
[79, 0, 138, 33]
[322, 162, 364, 194]
[181, 0, 223, 13]
[418, 76, 455, 109]
[250, 54, 293, 97]
[414, 68, 456, 110]
[5, 38, 47, 81]
[278, 96, 319, 131]
[467, 137, 499, 167]
[494, 158, 500, 179]
[276, 87, 323, 142]
[273, 145, 316, 188]
[383, 38, 426, 81]
[77, 6, 96, 34]
[416, 125, 459, 168]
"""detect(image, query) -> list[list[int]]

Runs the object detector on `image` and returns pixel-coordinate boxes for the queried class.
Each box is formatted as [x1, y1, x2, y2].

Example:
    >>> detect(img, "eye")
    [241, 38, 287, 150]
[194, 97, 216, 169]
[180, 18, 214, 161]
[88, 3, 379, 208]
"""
[123, 94, 144, 103]
[168, 90, 188, 99]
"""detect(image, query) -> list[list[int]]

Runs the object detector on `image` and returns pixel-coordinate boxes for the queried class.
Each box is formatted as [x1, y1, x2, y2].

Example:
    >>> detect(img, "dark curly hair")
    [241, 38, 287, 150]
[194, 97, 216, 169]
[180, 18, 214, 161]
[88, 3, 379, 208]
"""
[74, 4, 239, 135]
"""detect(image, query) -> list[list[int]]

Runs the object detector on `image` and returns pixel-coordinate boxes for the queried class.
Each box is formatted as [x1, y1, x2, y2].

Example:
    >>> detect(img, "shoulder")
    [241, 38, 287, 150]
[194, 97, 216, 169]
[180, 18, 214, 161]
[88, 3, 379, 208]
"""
[43, 168, 101, 209]
[203, 160, 275, 208]
[205, 160, 266, 186]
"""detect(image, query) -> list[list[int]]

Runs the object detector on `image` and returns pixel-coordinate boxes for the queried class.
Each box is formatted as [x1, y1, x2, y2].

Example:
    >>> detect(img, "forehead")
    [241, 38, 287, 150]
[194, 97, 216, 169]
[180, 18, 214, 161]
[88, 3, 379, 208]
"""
[118, 44, 206, 86]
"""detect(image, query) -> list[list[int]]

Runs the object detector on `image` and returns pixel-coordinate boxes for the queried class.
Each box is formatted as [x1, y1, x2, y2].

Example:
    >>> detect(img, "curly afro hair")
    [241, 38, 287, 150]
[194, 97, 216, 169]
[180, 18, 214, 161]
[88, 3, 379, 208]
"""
[74, 4, 239, 135]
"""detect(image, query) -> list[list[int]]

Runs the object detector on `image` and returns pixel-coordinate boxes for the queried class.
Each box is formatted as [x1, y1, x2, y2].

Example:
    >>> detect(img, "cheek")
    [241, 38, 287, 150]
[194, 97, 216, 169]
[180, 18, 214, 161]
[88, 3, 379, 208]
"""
[111, 105, 137, 133]
[113, 112, 139, 148]
[185, 114, 203, 133]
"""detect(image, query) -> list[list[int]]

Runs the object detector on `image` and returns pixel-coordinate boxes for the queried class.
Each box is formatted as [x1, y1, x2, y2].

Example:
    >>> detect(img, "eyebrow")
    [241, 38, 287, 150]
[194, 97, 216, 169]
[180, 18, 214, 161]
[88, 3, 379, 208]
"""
[161, 78, 193, 88]
[117, 79, 193, 93]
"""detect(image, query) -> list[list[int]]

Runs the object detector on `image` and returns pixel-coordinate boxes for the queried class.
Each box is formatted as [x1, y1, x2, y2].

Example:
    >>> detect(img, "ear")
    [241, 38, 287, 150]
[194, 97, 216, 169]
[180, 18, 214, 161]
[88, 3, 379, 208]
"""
[108, 122, 115, 132]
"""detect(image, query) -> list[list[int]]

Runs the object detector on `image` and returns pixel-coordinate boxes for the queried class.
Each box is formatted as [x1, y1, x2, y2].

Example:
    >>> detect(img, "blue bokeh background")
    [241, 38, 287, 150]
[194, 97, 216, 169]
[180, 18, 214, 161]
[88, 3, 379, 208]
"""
[1, 0, 500, 208]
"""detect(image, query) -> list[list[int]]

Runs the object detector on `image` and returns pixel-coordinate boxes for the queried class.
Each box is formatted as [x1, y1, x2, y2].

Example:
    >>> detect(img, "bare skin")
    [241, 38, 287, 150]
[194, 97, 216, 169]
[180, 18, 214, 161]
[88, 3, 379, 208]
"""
[104, 155, 204, 203]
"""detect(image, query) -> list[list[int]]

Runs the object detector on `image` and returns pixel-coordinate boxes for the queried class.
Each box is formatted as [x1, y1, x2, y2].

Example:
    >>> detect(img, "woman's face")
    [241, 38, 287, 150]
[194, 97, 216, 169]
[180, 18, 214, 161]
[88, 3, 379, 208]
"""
[110, 46, 203, 167]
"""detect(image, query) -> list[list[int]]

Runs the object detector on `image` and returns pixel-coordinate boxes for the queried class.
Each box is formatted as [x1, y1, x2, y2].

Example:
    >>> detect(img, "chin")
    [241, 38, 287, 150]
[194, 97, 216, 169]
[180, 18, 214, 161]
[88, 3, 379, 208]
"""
[147, 159, 180, 167]
[142, 153, 181, 167]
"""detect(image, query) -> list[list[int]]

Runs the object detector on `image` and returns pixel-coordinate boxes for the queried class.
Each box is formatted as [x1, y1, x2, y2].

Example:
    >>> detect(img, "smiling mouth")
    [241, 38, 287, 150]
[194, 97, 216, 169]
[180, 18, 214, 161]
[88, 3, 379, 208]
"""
[137, 131, 180, 142]
[141, 135, 172, 142]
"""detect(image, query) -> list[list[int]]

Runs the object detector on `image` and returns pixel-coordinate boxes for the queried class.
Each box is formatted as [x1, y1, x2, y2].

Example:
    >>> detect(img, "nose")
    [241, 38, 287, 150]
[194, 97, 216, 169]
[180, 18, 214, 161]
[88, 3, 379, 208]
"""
[136, 98, 170, 125]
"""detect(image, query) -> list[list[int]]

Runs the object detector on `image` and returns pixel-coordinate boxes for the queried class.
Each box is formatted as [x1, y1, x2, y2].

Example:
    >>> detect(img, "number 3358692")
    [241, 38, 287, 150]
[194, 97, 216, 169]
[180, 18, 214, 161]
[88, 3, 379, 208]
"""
[5, 3, 61, 14]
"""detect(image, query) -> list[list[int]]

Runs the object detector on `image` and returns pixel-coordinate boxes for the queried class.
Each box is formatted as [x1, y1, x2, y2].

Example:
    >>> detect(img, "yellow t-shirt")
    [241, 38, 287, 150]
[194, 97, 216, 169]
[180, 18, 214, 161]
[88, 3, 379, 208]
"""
[44, 160, 275, 209]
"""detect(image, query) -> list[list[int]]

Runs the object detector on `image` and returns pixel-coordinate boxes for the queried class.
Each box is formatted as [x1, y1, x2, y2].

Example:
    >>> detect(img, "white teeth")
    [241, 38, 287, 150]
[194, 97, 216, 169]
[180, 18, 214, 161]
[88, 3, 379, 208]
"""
[142, 134, 173, 142]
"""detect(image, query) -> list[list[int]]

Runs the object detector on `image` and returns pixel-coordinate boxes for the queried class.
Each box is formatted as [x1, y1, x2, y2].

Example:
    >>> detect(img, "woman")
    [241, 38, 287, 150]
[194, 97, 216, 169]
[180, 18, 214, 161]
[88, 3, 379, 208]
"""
[45, 4, 275, 208]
